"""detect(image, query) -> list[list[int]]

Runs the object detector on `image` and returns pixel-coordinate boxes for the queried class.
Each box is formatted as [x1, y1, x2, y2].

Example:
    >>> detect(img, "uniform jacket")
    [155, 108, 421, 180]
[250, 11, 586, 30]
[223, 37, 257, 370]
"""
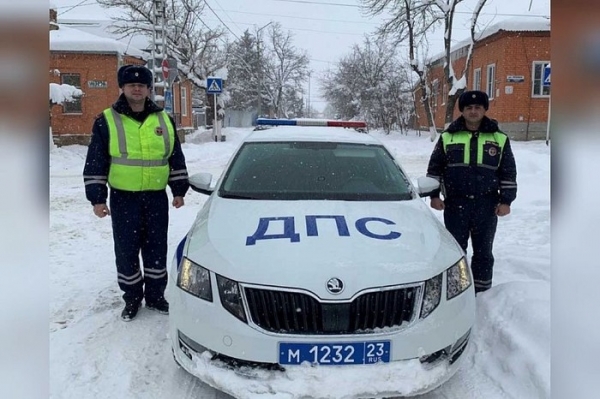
[426, 116, 517, 205]
[83, 94, 189, 205]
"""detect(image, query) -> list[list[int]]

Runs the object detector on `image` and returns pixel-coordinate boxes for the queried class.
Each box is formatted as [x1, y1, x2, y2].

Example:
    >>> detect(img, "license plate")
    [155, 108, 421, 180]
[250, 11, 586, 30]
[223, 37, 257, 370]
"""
[279, 341, 390, 365]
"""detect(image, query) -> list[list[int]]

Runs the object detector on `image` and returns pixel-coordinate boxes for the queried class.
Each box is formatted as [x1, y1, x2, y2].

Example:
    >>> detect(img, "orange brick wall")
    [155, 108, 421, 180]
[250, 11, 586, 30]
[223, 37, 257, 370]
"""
[169, 80, 194, 129]
[50, 50, 195, 145]
[49, 53, 144, 141]
[414, 31, 550, 139]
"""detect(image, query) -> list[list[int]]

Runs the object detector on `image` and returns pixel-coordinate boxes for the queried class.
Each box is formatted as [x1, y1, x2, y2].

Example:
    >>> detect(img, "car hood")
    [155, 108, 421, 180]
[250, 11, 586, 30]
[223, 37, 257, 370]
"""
[184, 197, 463, 300]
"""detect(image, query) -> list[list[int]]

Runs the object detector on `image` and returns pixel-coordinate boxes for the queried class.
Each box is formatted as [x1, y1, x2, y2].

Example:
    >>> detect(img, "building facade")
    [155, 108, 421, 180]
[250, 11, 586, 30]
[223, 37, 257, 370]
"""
[49, 8, 194, 146]
[413, 19, 551, 140]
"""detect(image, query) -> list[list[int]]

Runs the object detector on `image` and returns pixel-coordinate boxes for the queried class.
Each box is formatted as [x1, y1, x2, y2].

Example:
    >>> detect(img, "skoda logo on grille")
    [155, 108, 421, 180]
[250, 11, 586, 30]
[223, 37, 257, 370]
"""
[326, 278, 344, 294]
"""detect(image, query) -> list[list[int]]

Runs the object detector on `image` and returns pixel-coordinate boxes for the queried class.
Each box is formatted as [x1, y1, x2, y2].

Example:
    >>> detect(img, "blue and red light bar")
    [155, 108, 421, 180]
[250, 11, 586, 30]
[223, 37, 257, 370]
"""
[256, 118, 367, 128]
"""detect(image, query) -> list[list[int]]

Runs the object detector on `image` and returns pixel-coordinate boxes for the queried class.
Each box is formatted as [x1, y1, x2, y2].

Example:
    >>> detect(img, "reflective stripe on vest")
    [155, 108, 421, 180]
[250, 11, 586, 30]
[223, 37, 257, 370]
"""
[441, 131, 507, 169]
[104, 108, 175, 191]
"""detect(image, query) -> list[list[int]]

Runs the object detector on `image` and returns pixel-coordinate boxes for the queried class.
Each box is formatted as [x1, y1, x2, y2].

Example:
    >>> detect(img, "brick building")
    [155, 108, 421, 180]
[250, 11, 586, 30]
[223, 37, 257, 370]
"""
[413, 18, 551, 140]
[49, 8, 194, 146]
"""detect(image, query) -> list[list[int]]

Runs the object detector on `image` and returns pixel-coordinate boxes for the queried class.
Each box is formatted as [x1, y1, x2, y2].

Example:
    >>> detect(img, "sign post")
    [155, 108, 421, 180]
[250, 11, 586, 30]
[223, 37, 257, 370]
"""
[164, 90, 173, 114]
[206, 77, 223, 142]
[161, 59, 169, 81]
[543, 63, 551, 145]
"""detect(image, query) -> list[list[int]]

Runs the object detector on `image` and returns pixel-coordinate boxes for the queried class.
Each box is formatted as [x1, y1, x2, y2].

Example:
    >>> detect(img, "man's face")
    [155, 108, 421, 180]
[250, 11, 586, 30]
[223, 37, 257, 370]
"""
[461, 104, 486, 125]
[122, 83, 150, 104]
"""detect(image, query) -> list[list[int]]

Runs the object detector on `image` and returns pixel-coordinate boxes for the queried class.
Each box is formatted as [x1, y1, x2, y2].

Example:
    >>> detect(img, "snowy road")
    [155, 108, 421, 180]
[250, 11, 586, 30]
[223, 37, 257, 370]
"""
[50, 128, 550, 399]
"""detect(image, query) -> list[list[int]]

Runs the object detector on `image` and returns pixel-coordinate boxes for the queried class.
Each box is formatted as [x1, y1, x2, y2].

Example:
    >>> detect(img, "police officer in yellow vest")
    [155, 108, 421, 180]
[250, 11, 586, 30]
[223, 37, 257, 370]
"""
[426, 90, 517, 294]
[83, 65, 189, 321]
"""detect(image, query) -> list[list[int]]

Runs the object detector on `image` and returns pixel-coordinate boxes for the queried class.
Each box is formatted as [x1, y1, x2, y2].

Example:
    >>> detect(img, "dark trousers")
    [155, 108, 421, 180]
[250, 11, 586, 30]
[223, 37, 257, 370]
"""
[443, 196, 498, 293]
[110, 189, 169, 304]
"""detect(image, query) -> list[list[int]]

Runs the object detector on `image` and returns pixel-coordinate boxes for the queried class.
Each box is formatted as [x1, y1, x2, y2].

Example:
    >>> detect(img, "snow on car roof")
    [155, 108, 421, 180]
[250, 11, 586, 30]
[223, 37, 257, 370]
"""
[244, 126, 382, 145]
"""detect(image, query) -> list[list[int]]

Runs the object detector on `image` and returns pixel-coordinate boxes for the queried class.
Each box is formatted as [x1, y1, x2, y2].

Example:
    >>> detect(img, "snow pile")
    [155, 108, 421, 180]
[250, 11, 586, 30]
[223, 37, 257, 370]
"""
[50, 128, 550, 399]
[50, 83, 82, 104]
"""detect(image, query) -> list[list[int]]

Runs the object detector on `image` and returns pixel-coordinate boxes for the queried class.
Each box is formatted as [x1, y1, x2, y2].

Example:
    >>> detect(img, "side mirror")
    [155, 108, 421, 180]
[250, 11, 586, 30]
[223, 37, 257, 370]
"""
[189, 172, 213, 195]
[417, 176, 440, 198]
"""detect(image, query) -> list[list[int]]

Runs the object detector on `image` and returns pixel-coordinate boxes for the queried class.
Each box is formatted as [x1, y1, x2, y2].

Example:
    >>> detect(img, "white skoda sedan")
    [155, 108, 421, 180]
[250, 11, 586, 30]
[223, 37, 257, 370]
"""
[169, 121, 475, 398]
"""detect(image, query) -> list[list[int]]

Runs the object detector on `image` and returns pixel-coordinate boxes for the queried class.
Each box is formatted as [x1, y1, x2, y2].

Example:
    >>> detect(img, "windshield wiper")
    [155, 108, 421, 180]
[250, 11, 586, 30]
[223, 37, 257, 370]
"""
[220, 193, 259, 199]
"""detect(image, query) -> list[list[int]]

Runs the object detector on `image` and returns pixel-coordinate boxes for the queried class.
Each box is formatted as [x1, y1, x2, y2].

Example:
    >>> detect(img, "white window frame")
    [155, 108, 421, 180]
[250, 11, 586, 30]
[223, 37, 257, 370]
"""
[441, 83, 447, 105]
[532, 61, 551, 97]
[61, 73, 82, 114]
[431, 79, 439, 109]
[181, 86, 188, 116]
[473, 68, 481, 91]
[486, 64, 496, 99]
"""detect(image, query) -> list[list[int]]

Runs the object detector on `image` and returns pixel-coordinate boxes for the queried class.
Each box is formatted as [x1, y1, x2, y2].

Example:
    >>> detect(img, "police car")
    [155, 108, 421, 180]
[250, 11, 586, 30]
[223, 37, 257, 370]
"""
[168, 119, 475, 398]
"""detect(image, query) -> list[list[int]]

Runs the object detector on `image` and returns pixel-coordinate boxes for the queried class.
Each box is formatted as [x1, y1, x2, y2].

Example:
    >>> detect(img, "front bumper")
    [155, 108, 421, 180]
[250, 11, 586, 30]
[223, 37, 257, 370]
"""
[168, 270, 475, 397]
[172, 328, 470, 398]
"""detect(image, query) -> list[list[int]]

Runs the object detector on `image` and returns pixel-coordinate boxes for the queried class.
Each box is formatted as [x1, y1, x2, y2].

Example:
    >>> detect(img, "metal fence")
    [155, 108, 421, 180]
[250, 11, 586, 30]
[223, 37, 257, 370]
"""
[223, 110, 257, 128]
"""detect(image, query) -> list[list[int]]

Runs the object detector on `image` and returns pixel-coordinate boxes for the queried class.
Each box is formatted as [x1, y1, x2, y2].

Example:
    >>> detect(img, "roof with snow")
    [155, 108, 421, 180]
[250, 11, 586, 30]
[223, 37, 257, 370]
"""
[49, 24, 146, 58]
[429, 17, 550, 63]
[58, 19, 151, 54]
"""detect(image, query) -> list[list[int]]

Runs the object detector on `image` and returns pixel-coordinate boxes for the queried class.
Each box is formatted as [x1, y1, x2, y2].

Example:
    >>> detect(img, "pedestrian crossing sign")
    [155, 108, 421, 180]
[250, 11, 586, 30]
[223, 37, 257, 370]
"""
[207, 77, 223, 94]
[543, 64, 551, 87]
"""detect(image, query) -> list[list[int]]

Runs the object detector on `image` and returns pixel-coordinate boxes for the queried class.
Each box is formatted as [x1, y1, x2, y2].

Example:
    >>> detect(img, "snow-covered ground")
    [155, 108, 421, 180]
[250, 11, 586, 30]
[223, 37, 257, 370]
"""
[50, 127, 550, 399]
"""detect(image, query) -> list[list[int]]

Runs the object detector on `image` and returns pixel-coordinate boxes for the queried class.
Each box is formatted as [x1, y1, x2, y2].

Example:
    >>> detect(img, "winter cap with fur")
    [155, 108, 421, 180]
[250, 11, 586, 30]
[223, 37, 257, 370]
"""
[117, 65, 153, 88]
[458, 90, 489, 111]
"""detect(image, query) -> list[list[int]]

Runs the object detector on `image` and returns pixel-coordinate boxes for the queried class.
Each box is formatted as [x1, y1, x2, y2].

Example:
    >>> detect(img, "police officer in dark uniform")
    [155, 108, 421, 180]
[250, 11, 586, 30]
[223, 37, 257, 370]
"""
[83, 65, 189, 321]
[426, 90, 517, 294]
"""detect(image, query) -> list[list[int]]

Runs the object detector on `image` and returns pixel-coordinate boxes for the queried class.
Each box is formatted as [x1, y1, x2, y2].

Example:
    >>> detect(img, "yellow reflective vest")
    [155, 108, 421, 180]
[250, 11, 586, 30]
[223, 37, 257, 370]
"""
[440, 131, 508, 169]
[104, 108, 175, 191]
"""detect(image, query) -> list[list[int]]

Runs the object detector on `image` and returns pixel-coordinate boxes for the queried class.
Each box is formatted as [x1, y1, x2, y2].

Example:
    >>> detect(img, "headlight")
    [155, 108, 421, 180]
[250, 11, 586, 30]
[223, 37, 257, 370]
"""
[177, 257, 213, 302]
[217, 274, 247, 323]
[446, 257, 472, 300]
[420, 273, 442, 319]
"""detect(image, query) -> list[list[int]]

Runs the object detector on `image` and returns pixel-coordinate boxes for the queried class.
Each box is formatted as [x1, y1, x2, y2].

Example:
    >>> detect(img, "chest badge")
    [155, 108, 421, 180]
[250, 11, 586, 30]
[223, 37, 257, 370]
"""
[488, 147, 498, 156]
[155, 127, 164, 136]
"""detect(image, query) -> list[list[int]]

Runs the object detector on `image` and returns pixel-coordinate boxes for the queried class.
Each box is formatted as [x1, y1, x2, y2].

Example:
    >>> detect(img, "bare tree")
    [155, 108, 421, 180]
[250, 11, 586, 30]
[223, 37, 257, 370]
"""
[97, 0, 228, 90]
[362, 0, 440, 140]
[262, 23, 309, 118]
[362, 0, 489, 138]
[441, 0, 488, 124]
[320, 36, 414, 133]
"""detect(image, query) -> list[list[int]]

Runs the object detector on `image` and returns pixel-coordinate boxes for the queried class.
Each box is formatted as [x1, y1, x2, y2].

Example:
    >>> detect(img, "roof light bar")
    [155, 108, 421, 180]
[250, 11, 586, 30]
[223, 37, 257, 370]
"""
[256, 118, 367, 128]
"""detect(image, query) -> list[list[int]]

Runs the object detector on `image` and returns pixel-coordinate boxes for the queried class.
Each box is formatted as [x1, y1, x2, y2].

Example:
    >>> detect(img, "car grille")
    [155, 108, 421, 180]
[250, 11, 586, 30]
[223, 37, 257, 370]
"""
[244, 286, 419, 335]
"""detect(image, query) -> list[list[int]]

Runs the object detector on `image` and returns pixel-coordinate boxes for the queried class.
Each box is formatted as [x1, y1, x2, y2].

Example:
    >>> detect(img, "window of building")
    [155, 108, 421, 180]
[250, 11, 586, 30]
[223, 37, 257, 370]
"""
[431, 79, 439, 109]
[532, 61, 551, 97]
[61, 73, 82, 114]
[473, 68, 481, 91]
[486, 64, 496, 99]
[181, 86, 188, 116]
[441, 83, 447, 105]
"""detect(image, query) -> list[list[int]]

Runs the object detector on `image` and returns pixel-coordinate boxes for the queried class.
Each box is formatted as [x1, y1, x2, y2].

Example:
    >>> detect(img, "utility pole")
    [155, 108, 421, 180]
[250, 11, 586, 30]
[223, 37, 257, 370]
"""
[151, 0, 167, 103]
[307, 70, 311, 118]
[256, 22, 273, 120]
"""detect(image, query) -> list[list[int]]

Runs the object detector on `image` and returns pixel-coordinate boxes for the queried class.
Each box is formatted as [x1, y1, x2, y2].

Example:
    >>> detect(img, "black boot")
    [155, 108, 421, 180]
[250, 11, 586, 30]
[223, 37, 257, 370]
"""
[121, 301, 141, 322]
[146, 297, 169, 314]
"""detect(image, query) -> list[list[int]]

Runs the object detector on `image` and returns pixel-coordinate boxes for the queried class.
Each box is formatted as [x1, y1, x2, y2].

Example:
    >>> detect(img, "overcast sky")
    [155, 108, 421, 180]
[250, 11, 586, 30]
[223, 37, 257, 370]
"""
[52, 0, 550, 111]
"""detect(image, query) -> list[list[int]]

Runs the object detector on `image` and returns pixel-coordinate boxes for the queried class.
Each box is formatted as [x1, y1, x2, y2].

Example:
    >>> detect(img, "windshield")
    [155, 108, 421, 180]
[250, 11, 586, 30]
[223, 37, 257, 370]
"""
[219, 141, 414, 201]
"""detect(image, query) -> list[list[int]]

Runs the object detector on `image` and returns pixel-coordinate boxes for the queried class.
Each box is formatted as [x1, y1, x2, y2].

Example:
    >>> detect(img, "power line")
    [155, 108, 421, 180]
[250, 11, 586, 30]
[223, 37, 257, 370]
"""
[220, 8, 379, 26]
[202, 18, 365, 36]
[203, 17, 470, 41]
[211, 0, 246, 36]
[266, 0, 549, 18]
[204, 0, 240, 40]
[270, 0, 358, 7]
[56, 0, 97, 15]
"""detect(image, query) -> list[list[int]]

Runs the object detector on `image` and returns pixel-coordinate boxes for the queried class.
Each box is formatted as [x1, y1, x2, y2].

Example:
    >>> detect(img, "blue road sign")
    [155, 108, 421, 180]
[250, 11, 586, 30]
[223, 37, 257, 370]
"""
[207, 77, 223, 94]
[164, 90, 173, 113]
[543, 64, 551, 87]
